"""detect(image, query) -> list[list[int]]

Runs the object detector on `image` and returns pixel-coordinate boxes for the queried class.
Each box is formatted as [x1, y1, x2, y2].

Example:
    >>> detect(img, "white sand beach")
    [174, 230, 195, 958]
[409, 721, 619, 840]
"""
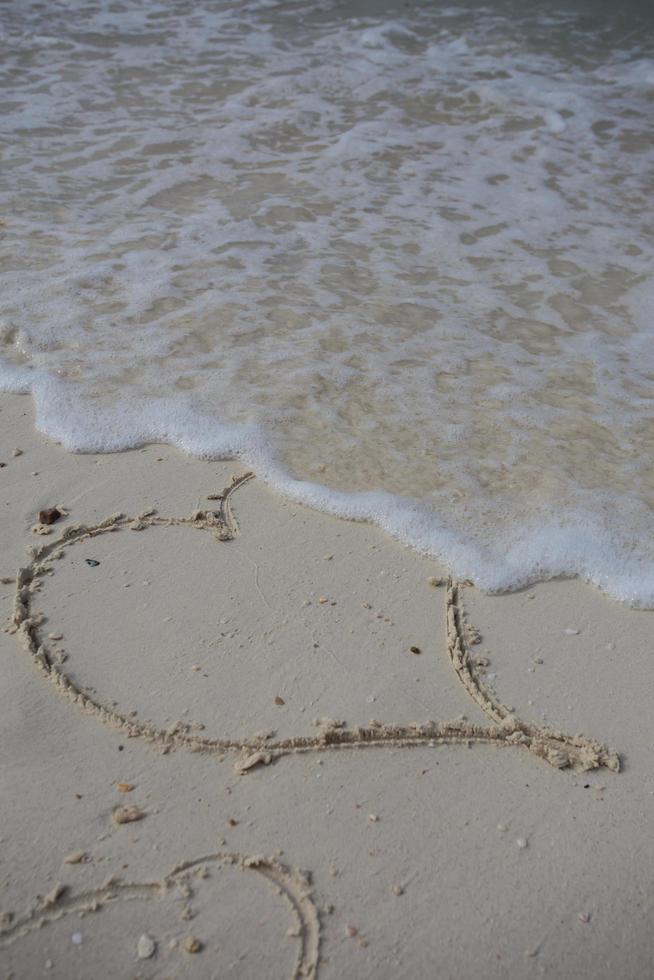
[1, 392, 652, 979]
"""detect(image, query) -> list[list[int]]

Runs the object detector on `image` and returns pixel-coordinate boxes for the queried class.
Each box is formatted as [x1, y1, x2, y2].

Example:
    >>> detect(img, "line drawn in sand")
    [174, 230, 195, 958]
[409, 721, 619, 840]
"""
[0, 851, 320, 980]
[7, 471, 620, 775]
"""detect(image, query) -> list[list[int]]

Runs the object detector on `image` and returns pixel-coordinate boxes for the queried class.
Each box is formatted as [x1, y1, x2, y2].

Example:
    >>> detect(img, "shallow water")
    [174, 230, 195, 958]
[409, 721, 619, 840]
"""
[1, 0, 653, 604]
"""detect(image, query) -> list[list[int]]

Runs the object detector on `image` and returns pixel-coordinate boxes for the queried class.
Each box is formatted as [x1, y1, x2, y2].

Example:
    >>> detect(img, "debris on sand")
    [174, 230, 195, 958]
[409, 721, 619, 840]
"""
[112, 805, 145, 826]
[233, 751, 272, 774]
[183, 935, 203, 954]
[31, 524, 53, 536]
[63, 851, 88, 865]
[39, 507, 63, 526]
[137, 934, 156, 959]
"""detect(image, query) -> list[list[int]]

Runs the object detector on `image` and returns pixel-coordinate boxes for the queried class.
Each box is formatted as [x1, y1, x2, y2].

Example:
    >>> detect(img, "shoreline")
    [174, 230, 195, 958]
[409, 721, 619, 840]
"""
[0, 390, 652, 979]
[1, 379, 651, 610]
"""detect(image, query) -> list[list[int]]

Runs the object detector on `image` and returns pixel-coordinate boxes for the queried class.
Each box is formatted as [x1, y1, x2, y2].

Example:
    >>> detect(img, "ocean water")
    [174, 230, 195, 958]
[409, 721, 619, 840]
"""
[1, 0, 652, 606]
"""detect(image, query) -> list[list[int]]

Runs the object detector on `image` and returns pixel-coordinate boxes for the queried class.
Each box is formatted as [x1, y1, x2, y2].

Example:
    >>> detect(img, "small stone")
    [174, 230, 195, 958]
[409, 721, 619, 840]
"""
[137, 934, 156, 959]
[409, 646, 421, 655]
[578, 912, 591, 923]
[323, 554, 333, 560]
[116, 783, 134, 793]
[11, 448, 22, 457]
[112, 805, 145, 825]
[274, 696, 285, 705]
[85, 558, 100, 567]
[71, 933, 83, 946]
[564, 628, 579, 635]
[318, 596, 329, 604]
[392, 885, 404, 896]
[515, 837, 528, 849]
[183, 936, 202, 954]
[345, 925, 358, 938]
[39, 507, 62, 525]
[368, 813, 378, 822]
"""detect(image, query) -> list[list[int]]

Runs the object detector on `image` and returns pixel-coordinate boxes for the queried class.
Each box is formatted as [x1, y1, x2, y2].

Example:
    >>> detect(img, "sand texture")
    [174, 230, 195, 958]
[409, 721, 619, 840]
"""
[0, 392, 652, 979]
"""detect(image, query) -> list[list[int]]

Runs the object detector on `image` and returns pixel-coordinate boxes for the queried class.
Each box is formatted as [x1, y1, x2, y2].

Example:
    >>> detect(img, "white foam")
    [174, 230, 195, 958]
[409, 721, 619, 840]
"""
[543, 110, 566, 134]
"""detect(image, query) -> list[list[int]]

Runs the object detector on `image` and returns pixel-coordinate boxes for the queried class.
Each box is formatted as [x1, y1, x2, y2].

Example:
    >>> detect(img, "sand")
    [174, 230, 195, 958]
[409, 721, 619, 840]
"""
[0, 390, 652, 980]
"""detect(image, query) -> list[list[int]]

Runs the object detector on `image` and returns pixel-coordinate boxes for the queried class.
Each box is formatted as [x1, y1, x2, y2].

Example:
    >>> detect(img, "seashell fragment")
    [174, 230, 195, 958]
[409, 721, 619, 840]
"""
[64, 851, 87, 865]
[137, 934, 156, 959]
[112, 805, 145, 826]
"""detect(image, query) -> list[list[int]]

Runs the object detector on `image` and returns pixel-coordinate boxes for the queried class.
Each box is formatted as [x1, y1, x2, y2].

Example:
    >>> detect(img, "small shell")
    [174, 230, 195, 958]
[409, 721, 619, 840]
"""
[112, 805, 145, 826]
[183, 936, 203, 954]
[137, 934, 156, 959]
[63, 851, 87, 865]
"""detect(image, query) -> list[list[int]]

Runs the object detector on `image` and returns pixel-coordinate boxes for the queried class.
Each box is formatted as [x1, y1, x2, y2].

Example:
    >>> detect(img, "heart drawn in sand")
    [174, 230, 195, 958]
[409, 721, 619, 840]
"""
[9, 473, 620, 777]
